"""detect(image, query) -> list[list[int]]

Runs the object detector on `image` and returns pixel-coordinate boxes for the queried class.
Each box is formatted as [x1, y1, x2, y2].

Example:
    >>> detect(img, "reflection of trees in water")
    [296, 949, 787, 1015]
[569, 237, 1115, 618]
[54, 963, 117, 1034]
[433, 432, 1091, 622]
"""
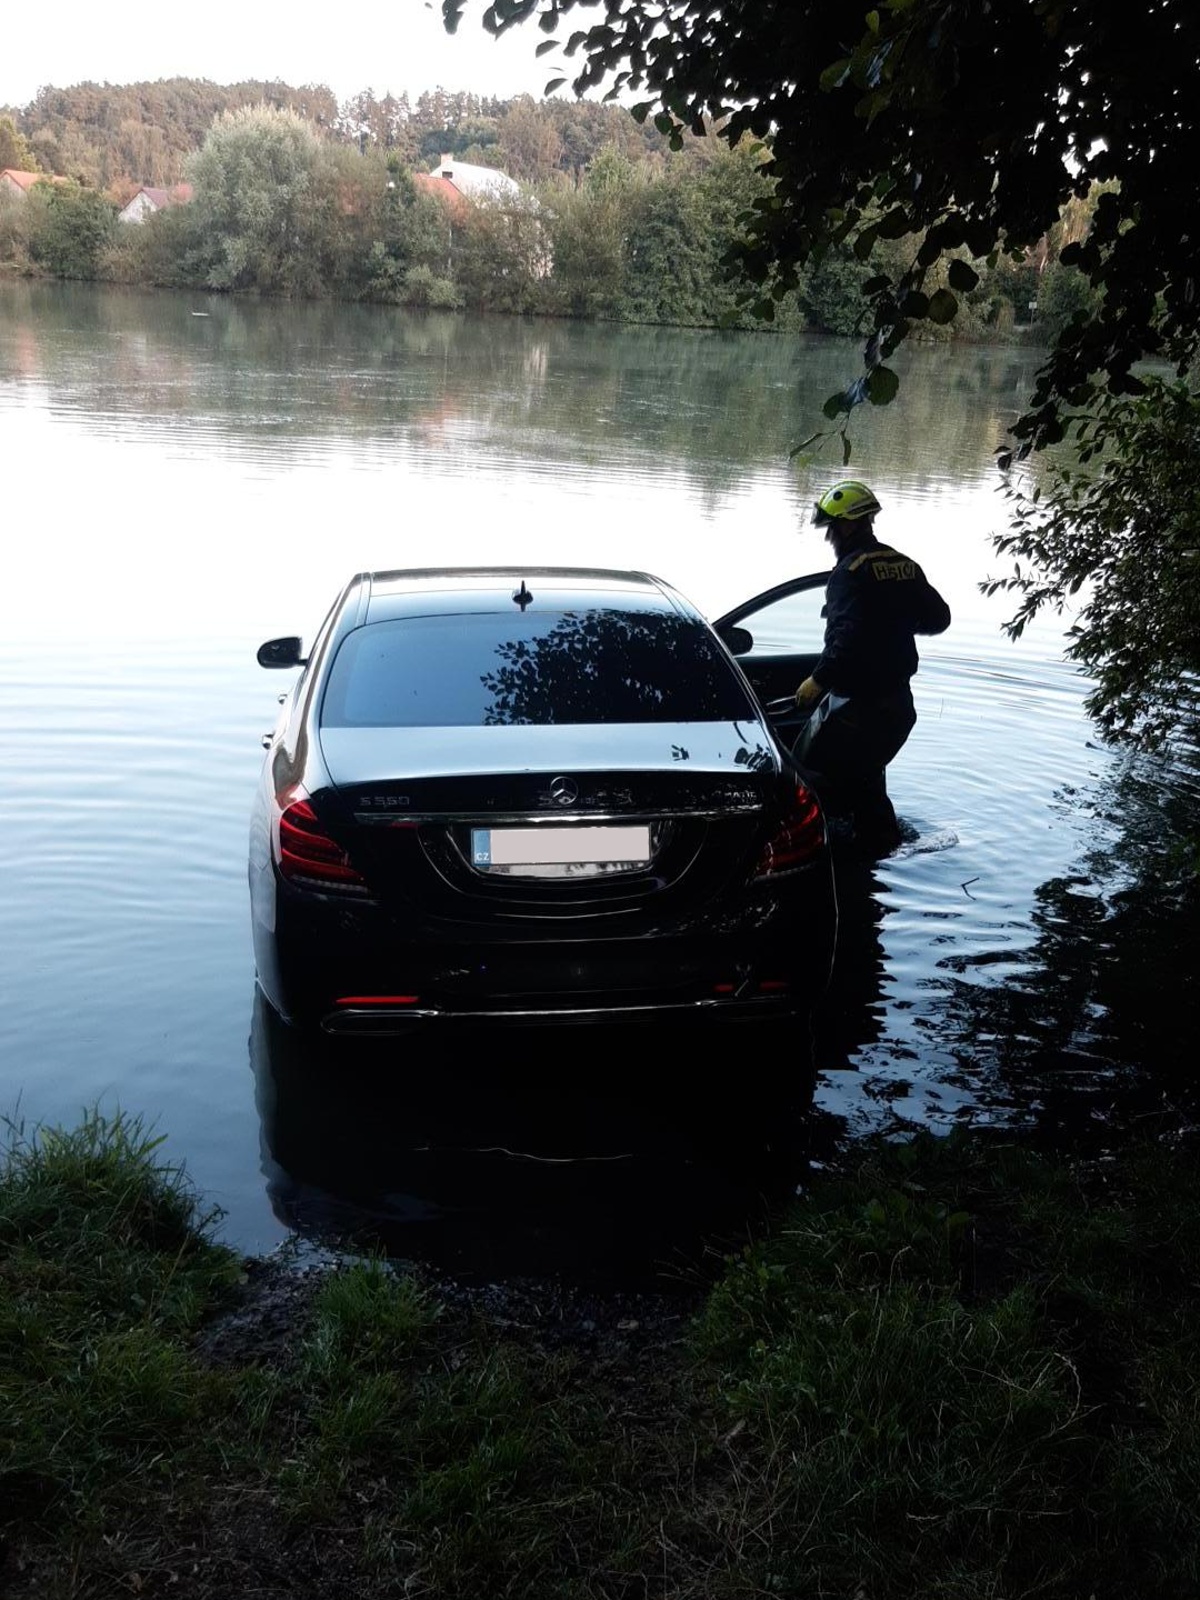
[807, 751, 1200, 1145]
[929, 753, 1200, 1139]
[4, 281, 1047, 501]
[478, 608, 746, 725]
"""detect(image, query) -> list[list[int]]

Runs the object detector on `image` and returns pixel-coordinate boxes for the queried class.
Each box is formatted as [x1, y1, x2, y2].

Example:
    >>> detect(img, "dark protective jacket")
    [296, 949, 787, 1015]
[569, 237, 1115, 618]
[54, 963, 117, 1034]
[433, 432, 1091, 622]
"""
[811, 536, 951, 699]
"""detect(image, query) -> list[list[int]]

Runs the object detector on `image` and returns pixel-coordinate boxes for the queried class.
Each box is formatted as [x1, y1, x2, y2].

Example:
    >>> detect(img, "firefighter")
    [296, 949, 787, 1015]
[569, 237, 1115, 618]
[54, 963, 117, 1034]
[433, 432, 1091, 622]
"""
[794, 480, 951, 854]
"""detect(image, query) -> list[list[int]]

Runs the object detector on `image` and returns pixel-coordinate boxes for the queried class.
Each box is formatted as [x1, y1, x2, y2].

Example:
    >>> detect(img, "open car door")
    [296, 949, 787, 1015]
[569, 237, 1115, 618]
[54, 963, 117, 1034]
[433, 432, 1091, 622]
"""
[712, 572, 831, 732]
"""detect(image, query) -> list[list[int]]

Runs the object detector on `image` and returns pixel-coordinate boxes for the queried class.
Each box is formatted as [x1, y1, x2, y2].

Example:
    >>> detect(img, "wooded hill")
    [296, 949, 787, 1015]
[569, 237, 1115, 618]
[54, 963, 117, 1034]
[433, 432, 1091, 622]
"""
[0, 79, 669, 196]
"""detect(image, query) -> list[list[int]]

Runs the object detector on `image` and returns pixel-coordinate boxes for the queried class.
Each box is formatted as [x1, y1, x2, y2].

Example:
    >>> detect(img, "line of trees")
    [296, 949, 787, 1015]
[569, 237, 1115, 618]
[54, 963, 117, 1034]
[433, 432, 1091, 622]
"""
[0, 97, 1099, 342]
[0, 81, 668, 196]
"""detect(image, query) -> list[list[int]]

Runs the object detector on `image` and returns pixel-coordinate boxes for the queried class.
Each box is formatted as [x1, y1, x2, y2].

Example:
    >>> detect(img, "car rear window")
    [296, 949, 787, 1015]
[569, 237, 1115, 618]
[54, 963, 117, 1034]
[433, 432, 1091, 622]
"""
[319, 608, 758, 727]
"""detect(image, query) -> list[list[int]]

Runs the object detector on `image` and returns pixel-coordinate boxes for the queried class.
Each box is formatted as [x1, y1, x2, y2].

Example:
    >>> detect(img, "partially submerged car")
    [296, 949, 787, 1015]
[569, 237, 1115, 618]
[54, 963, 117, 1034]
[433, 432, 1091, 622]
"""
[249, 566, 837, 1032]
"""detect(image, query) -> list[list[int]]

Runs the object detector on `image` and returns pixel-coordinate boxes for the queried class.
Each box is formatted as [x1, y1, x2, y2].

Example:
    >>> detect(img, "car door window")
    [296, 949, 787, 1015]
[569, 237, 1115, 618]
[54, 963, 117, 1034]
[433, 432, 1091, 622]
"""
[735, 586, 828, 655]
[715, 573, 830, 657]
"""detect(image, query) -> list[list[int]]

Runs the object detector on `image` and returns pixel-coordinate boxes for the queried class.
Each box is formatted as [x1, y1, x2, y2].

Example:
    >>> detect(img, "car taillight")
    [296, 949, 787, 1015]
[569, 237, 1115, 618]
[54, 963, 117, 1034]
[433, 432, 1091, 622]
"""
[274, 793, 370, 897]
[752, 783, 825, 879]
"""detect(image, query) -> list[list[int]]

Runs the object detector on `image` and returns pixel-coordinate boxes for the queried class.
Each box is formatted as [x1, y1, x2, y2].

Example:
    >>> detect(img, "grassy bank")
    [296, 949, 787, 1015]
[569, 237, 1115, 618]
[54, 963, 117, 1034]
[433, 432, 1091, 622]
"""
[4, 1113, 1200, 1598]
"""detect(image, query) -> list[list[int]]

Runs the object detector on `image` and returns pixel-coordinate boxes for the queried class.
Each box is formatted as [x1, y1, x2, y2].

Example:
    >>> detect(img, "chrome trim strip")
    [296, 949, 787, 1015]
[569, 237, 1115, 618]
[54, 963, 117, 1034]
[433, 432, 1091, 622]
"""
[322, 994, 790, 1031]
[352, 807, 760, 824]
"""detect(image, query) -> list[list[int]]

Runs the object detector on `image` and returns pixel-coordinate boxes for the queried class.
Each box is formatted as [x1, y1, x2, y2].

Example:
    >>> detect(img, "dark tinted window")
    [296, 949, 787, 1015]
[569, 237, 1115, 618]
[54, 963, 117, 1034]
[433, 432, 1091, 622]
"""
[320, 608, 757, 727]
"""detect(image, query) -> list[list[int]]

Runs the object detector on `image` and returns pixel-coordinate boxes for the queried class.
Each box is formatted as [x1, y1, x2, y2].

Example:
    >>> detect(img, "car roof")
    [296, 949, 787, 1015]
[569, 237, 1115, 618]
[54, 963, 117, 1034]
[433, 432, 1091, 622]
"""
[356, 567, 690, 625]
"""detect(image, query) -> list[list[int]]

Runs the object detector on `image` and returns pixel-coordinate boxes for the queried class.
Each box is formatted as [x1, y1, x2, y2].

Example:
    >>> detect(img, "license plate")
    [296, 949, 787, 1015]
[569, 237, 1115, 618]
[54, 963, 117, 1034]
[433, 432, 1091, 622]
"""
[471, 825, 651, 869]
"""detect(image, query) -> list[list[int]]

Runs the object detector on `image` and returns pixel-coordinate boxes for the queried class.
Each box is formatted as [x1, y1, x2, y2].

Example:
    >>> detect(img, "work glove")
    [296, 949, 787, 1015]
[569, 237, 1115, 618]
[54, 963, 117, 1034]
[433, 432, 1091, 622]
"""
[794, 676, 824, 709]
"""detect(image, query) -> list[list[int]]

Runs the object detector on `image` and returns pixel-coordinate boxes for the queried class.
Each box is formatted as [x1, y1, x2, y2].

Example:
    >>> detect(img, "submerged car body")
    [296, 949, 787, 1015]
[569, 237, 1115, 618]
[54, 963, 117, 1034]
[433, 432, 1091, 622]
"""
[249, 567, 836, 1032]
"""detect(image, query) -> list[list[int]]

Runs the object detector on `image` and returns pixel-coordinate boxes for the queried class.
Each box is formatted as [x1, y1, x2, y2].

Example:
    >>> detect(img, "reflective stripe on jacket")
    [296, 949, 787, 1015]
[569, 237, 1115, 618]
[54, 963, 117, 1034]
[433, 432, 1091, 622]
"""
[811, 538, 951, 698]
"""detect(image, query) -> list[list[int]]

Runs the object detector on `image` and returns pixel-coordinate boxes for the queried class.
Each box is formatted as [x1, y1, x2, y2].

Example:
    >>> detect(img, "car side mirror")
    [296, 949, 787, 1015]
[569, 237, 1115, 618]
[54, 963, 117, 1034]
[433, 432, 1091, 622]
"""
[716, 624, 753, 656]
[257, 636, 306, 669]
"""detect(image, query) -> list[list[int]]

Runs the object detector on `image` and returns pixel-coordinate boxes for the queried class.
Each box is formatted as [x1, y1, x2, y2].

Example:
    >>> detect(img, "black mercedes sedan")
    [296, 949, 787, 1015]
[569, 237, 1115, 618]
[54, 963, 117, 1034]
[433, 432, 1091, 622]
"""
[249, 567, 836, 1032]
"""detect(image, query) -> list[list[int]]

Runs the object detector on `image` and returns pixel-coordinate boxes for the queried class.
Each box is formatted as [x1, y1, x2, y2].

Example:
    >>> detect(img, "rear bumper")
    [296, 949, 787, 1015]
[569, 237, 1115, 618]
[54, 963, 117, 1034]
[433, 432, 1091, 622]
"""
[253, 864, 836, 1031]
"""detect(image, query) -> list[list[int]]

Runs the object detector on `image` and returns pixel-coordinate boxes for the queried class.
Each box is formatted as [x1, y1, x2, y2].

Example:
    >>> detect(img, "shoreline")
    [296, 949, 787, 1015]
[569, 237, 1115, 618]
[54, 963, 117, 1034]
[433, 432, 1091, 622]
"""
[5, 1111, 1200, 1597]
[0, 267, 1042, 347]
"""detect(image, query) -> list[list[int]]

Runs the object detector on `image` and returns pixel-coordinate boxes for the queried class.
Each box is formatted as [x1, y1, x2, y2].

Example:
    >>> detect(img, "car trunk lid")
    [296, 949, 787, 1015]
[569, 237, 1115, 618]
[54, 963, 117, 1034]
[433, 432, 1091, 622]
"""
[317, 721, 781, 921]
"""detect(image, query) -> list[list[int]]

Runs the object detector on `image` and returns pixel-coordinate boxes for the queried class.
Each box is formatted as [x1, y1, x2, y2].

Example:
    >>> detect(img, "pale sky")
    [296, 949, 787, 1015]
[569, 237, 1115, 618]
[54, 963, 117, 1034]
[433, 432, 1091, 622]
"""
[1, 0, 560, 110]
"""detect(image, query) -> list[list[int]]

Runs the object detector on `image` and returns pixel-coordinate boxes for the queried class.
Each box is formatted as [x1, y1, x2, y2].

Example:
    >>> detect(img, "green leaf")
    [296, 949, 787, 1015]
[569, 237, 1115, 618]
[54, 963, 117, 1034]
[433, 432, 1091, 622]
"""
[544, 77, 567, 93]
[874, 205, 913, 240]
[947, 258, 979, 292]
[535, 39, 557, 55]
[842, 433, 854, 466]
[965, 220, 995, 258]
[866, 8, 881, 32]
[927, 287, 958, 324]
[823, 391, 848, 420]
[819, 57, 852, 92]
[866, 365, 900, 405]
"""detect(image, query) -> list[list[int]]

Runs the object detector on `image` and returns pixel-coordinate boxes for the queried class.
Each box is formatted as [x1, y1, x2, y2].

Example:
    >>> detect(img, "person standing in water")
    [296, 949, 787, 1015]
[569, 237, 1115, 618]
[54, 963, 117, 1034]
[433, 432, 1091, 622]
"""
[794, 480, 951, 854]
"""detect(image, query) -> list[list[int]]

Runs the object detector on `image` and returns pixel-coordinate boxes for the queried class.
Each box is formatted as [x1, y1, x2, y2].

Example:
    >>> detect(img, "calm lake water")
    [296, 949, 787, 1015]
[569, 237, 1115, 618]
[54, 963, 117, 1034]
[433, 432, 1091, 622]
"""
[2, 281, 1196, 1275]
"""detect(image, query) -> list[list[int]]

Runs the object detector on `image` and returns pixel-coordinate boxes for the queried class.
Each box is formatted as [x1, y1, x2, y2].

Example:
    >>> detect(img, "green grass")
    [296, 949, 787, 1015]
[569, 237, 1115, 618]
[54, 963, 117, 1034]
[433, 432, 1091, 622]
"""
[5, 1113, 1200, 1596]
[690, 1135, 1200, 1597]
[0, 1112, 240, 1531]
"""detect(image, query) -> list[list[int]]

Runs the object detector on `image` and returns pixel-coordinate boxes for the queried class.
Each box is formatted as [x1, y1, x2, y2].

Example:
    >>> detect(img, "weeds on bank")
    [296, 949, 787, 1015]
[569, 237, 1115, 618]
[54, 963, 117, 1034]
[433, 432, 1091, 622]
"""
[692, 1134, 1200, 1596]
[0, 1111, 241, 1532]
[5, 1113, 1200, 1597]
[284, 1261, 688, 1595]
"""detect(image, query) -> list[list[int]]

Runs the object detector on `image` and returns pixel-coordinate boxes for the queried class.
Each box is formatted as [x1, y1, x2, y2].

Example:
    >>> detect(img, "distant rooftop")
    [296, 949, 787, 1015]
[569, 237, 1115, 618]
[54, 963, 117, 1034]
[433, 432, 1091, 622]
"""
[413, 173, 468, 213]
[132, 183, 193, 208]
[0, 168, 67, 192]
[430, 155, 520, 202]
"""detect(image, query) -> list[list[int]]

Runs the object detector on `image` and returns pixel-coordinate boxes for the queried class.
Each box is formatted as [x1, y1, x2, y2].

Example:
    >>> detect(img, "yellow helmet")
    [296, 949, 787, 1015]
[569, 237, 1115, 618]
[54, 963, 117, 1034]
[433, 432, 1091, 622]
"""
[812, 480, 882, 526]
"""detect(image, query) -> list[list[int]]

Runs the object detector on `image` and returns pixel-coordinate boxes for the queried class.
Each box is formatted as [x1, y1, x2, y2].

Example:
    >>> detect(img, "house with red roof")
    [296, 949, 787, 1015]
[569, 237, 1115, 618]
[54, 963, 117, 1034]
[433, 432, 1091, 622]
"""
[0, 168, 68, 197]
[117, 184, 194, 225]
[415, 155, 551, 277]
[426, 155, 521, 204]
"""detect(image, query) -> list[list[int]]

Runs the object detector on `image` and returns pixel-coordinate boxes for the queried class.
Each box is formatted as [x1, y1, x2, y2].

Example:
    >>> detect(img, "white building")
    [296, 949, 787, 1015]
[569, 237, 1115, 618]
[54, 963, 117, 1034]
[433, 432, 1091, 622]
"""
[429, 155, 520, 203]
[118, 184, 193, 224]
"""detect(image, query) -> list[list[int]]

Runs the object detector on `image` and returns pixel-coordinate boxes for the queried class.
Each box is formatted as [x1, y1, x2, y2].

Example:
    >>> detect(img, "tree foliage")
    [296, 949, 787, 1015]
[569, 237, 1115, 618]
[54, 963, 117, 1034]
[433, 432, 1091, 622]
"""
[25, 183, 116, 278]
[5, 78, 668, 195]
[187, 107, 328, 294]
[985, 381, 1200, 749]
[444, 0, 1200, 451]
[14, 80, 339, 188]
[361, 163, 459, 306]
[0, 114, 38, 172]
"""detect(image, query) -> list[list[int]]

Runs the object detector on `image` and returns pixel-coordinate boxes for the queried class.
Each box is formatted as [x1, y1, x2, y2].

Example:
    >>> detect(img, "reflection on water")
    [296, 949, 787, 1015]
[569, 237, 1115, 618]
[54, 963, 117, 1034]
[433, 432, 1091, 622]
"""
[250, 996, 818, 1278]
[820, 745, 1200, 1146]
[0, 280, 1045, 492]
[1, 281, 1197, 1268]
[0, 279, 1051, 646]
